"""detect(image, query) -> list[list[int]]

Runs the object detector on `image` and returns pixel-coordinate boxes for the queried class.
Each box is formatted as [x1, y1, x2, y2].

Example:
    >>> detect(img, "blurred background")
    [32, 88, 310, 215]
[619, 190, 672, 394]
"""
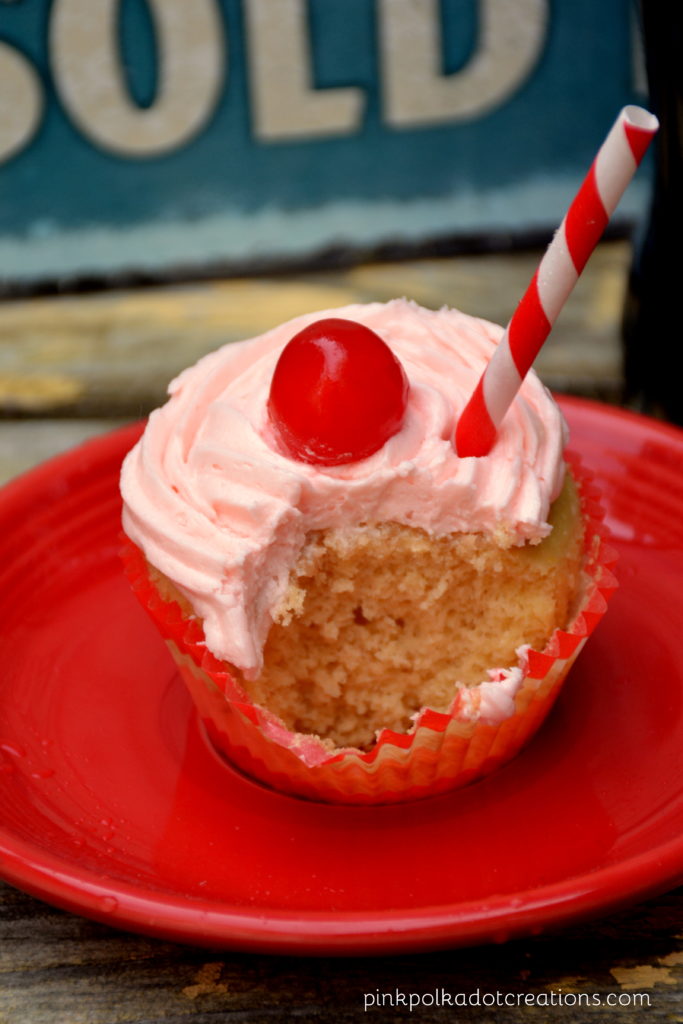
[0, 0, 657, 480]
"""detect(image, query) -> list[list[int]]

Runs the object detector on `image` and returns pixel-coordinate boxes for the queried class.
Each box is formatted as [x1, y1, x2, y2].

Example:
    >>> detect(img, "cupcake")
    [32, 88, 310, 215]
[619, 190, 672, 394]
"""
[120, 300, 615, 803]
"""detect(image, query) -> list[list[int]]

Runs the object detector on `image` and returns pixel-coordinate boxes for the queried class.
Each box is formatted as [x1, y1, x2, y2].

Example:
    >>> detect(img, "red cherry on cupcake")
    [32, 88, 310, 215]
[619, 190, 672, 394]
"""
[268, 317, 409, 466]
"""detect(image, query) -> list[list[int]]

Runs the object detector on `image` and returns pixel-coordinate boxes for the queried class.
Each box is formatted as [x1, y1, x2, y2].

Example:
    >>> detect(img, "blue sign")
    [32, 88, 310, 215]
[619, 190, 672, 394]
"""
[0, 0, 647, 284]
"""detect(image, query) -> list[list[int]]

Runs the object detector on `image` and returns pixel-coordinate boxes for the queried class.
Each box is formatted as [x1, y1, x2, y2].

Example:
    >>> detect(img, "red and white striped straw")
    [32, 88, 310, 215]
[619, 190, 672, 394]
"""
[455, 105, 658, 458]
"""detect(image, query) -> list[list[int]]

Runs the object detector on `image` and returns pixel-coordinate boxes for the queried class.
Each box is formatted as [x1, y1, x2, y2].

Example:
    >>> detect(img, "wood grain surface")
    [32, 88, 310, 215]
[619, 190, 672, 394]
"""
[0, 882, 681, 1023]
[1, 243, 630, 419]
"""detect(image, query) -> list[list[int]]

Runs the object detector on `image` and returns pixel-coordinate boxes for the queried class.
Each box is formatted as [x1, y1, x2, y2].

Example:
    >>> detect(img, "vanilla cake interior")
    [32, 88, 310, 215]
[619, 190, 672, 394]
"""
[150, 472, 584, 751]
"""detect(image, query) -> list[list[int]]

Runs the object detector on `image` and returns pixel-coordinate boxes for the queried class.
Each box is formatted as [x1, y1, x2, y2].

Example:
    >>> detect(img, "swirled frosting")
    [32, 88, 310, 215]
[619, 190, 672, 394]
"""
[121, 300, 568, 678]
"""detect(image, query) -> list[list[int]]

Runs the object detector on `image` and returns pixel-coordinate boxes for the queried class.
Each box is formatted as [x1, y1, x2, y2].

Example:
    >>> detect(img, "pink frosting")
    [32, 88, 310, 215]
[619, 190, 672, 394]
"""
[120, 300, 567, 679]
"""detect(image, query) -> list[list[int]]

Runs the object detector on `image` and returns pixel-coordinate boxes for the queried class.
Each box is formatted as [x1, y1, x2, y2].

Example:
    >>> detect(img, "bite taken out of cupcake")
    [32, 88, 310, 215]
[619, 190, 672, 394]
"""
[120, 107, 660, 802]
[120, 300, 616, 803]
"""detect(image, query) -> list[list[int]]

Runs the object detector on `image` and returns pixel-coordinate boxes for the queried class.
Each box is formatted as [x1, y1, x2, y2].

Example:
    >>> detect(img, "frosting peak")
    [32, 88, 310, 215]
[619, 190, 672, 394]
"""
[120, 300, 568, 677]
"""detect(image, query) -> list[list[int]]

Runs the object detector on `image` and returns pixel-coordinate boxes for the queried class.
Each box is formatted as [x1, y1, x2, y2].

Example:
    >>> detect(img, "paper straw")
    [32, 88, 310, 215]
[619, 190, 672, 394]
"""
[455, 105, 658, 458]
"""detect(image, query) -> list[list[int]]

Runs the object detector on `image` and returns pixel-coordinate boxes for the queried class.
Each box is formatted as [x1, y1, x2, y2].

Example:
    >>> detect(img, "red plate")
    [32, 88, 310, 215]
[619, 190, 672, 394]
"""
[0, 397, 682, 954]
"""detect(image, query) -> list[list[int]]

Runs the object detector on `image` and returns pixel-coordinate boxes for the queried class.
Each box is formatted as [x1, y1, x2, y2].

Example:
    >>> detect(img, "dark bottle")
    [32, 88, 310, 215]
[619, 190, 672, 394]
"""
[622, 2, 683, 425]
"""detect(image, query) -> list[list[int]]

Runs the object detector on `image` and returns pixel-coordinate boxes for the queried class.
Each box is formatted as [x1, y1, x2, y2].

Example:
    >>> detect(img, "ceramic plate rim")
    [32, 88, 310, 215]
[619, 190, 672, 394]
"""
[1, 819, 683, 953]
[1, 397, 683, 953]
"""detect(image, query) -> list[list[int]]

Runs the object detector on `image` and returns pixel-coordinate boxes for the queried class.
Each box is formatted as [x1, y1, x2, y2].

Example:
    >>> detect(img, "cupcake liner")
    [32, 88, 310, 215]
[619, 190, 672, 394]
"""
[122, 456, 617, 804]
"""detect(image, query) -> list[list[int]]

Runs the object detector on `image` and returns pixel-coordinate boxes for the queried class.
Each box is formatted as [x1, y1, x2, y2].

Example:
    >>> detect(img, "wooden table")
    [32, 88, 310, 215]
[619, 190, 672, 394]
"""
[1, 245, 681, 1022]
[0, 882, 681, 1023]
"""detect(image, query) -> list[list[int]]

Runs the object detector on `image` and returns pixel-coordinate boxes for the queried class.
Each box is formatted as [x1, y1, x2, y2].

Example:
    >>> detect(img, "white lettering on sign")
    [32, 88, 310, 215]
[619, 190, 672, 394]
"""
[49, 0, 225, 157]
[244, 0, 364, 140]
[0, 41, 43, 163]
[0, 0, 552, 165]
[379, 0, 548, 126]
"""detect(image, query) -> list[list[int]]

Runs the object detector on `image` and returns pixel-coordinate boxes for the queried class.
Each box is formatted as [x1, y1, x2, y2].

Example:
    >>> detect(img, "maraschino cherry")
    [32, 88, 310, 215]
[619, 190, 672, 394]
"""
[268, 317, 409, 466]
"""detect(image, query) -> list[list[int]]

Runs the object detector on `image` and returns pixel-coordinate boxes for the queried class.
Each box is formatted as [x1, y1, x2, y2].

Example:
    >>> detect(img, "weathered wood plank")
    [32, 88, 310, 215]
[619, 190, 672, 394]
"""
[0, 418, 130, 486]
[0, 243, 631, 418]
[0, 881, 681, 1024]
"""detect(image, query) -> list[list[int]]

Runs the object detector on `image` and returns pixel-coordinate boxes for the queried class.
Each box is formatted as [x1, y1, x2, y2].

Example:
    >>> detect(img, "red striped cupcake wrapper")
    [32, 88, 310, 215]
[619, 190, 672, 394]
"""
[122, 455, 616, 804]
